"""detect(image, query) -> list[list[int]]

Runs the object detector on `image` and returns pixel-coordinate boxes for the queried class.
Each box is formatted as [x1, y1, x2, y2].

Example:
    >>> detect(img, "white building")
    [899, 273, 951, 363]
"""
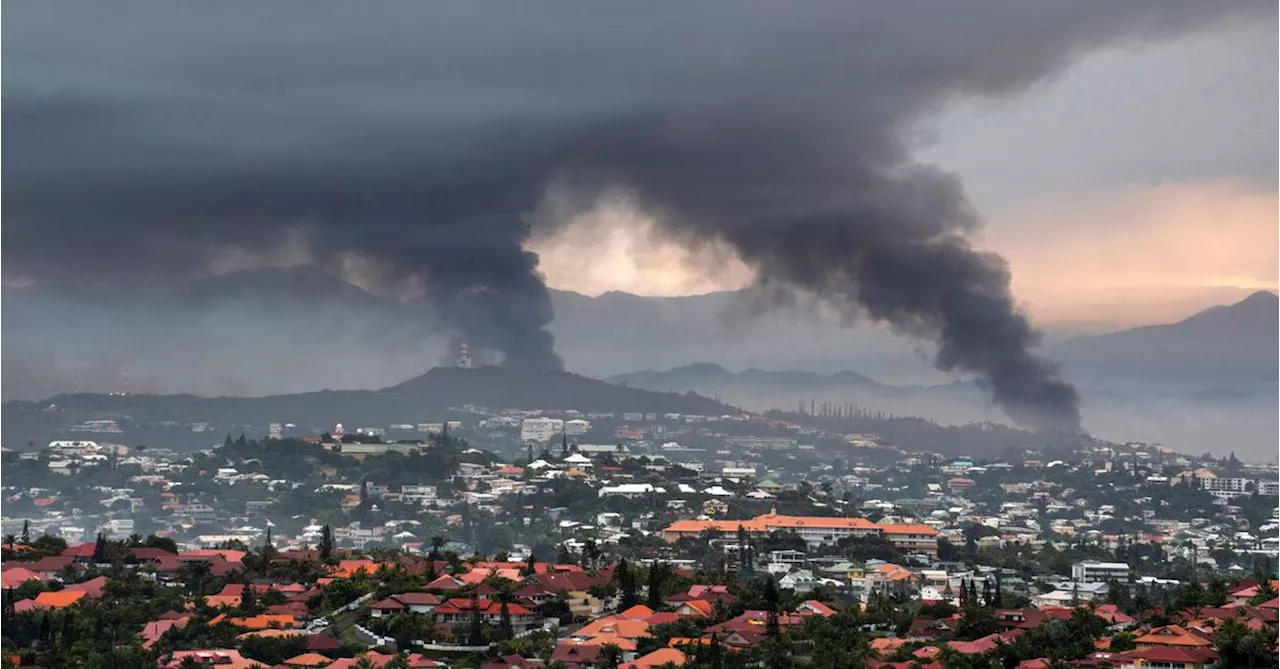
[1201, 477, 1257, 499]
[48, 440, 100, 455]
[401, 485, 438, 504]
[564, 419, 592, 436]
[520, 418, 564, 443]
[1071, 560, 1131, 583]
[599, 483, 663, 499]
[102, 518, 135, 538]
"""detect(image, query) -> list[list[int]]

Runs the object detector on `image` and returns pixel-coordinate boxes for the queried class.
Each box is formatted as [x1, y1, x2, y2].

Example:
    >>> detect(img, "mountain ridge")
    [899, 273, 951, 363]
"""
[1, 366, 737, 447]
[1047, 290, 1278, 386]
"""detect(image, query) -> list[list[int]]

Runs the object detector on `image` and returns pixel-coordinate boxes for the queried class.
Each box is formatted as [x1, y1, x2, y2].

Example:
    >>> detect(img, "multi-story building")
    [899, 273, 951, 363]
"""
[520, 418, 564, 443]
[1071, 560, 1131, 584]
[563, 419, 592, 436]
[1201, 477, 1262, 499]
[661, 511, 938, 555]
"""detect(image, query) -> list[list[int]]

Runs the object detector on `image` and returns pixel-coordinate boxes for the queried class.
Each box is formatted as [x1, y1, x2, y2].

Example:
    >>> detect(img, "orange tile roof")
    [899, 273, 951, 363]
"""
[1134, 625, 1212, 647]
[584, 635, 640, 652]
[576, 617, 652, 640]
[878, 523, 938, 535]
[619, 604, 657, 619]
[621, 647, 687, 669]
[204, 595, 242, 608]
[676, 600, 714, 618]
[34, 589, 87, 608]
[163, 649, 265, 669]
[182, 549, 246, 563]
[226, 614, 299, 630]
[237, 628, 305, 639]
[284, 652, 333, 667]
[332, 559, 395, 578]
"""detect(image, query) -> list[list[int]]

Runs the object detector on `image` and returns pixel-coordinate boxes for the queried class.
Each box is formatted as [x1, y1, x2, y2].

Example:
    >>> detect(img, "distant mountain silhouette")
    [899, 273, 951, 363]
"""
[2, 366, 736, 446]
[382, 366, 734, 415]
[609, 363, 888, 391]
[1047, 291, 1279, 386]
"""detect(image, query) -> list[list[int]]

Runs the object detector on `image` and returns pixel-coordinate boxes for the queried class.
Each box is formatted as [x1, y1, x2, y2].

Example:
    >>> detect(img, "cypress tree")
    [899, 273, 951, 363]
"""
[319, 524, 334, 560]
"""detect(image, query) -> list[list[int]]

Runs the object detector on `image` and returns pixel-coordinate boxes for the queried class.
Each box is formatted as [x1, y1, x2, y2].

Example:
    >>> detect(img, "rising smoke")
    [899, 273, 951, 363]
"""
[3, 1, 1272, 428]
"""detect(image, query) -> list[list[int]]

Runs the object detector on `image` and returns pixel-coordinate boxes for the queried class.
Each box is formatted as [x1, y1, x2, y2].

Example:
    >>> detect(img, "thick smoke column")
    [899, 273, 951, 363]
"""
[3, 1, 1271, 425]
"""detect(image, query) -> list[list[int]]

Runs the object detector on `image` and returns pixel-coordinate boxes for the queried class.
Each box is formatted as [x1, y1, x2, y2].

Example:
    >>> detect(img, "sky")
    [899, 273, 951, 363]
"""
[531, 18, 1278, 328]
[1, 3, 1275, 446]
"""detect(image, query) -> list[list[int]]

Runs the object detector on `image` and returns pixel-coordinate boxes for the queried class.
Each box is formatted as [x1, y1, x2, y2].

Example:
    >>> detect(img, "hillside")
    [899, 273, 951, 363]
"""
[382, 366, 735, 415]
[605, 362, 999, 429]
[608, 363, 888, 392]
[1048, 291, 1279, 386]
[1, 366, 736, 448]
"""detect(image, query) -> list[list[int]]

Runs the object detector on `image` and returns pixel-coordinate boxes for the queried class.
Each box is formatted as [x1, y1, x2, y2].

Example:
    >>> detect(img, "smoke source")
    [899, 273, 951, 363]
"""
[4, 1, 1272, 428]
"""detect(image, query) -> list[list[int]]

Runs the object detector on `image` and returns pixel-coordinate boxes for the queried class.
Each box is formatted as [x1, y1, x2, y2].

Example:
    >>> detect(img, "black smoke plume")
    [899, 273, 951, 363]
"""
[3, 1, 1271, 427]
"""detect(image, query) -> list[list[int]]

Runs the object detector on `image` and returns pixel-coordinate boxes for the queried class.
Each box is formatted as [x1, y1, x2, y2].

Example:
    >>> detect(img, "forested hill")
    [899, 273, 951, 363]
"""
[1, 367, 736, 448]
[765, 408, 1102, 461]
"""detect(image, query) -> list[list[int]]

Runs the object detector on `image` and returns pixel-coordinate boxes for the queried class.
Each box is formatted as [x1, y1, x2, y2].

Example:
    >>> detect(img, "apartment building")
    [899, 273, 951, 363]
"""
[661, 511, 938, 555]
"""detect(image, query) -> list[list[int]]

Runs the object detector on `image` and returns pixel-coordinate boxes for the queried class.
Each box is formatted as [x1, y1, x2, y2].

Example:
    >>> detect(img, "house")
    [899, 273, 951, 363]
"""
[672, 600, 714, 619]
[778, 570, 840, 593]
[41, 589, 85, 609]
[481, 655, 543, 669]
[620, 648, 686, 669]
[1112, 646, 1219, 669]
[1133, 625, 1213, 650]
[432, 598, 539, 634]
[370, 592, 442, 617]
[0, 567, 46, 589]
[282, 652, 333, 667]
[161, 650, 266, 668]
[552, 643, 606, 667]
[141, 616, 191, 649]
[1229, 581, 1278, 606]
[795, 600, 837, 617]
[664, 511, 940, 553]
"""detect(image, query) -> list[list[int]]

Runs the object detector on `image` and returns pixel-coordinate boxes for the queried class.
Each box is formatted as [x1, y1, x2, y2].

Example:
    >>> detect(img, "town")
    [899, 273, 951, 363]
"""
[2, 403, 1277, 669]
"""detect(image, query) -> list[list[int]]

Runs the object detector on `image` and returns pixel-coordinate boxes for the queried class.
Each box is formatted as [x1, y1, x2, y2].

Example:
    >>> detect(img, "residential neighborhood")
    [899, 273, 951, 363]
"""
[2, 406, 1277, 668]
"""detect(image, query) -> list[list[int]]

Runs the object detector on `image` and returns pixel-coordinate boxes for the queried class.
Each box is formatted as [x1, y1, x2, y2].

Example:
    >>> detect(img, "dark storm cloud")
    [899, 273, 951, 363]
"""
[4, 1, 1271, 425]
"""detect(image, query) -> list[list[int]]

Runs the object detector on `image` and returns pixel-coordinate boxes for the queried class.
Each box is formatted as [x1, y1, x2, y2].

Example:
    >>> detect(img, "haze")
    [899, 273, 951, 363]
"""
[3, 2, 1276, 456]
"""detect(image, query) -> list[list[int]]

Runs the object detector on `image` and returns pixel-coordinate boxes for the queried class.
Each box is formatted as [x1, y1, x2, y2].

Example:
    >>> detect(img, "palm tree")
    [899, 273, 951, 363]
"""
[179, 560, 212, 599]
[2, 535, 15, 552]
[600, 643, 624, 669]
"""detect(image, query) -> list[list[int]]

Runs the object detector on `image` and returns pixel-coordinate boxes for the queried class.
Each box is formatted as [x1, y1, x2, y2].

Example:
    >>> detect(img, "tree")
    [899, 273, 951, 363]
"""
[2, 535, 15, 552]
[647, 562, 670, 609]
[21, 521, 30, 544]
[499, 597, 514, 640]
[240, 633, 308, 665]
[600, 643, 623, 669]
[319, 524, 334, 560]
[955, 603, 1000, 641]
[736, 525, 753, 575]
[1109, 632, 1136, 652]
[582, 539, 600, 569]
[179, 559, 212, 597]
[93, 533, 108, 563]
[616, 559, 639, 611]
[467, 592, 486, 646]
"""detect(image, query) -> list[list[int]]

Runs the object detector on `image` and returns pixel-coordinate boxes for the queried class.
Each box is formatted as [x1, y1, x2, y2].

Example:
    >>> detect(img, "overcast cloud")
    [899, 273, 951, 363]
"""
[4, 1, 1275, 429]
